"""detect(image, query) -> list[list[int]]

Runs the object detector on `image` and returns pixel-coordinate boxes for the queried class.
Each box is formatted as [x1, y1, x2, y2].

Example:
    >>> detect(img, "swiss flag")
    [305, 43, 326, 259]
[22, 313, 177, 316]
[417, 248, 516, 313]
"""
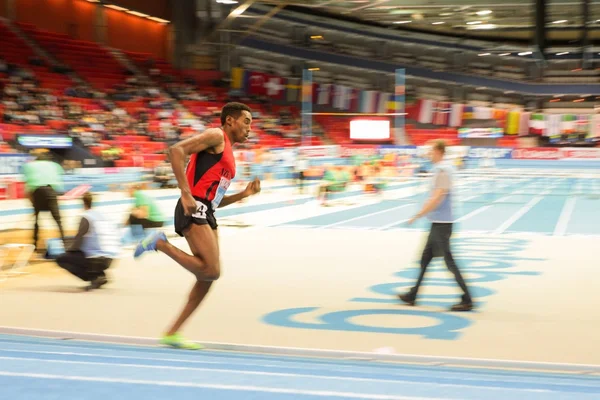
[248, 72, 267, 96]
[264, 76, 286, 100]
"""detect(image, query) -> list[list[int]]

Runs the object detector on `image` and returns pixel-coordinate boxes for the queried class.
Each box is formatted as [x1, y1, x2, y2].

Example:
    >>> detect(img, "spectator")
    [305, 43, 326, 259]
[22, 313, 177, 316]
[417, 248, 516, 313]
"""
[55, 192, 120, 290]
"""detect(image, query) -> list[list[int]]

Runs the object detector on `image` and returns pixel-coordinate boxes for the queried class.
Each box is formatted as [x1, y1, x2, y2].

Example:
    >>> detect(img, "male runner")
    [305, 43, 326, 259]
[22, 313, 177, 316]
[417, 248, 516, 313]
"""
[134, 102, 261, 349]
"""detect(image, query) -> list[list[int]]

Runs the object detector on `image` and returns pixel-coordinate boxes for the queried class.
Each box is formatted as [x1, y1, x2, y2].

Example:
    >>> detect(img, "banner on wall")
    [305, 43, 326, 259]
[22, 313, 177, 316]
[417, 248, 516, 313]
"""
[339, 144, 380, 158]
[457, 127, 504, 138]
[297, 145, 340, 159]
[467, 147, 513, 159]
[0, 154, 33, 175]
[561, 148, 600, 160]
[511, 148, 563, 160]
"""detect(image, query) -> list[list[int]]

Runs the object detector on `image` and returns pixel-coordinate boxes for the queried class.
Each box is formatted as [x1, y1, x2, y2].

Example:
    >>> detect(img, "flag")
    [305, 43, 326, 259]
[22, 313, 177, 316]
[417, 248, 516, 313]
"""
[561, 114, 576, 135]
[474, 106, 493, 120]
[518, 112, 530, 136]
[528, 113, 545, 135]
[546, 114, 561, 138]
[493, 109, 508, 129]
[462, 106, 474, 120]
[317, 84, 331, 105]
[506, 110, 522, 135]
[286, 78, 301, 102]
[247, 72, 267, 96]
[360, 90, 378, 113]
[433, 101, 451, 126]
[377, 92, 390, 114]
[333, 85, 351, 110]
[591, 114, 600, 139]
[264, 76, 286, 100]
[230, 67, 244, 90]
[417, 99, 435, 124]
[449, 103, 464, 127]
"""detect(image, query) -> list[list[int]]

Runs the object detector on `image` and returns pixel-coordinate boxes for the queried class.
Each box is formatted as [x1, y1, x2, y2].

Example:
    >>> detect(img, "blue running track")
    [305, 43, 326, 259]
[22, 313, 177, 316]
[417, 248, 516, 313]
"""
[0, 334, 598, 400]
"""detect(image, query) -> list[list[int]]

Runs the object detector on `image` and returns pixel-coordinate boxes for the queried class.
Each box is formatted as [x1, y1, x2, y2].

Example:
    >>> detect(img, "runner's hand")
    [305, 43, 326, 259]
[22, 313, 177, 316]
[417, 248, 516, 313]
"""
[244, 178, 261, 197]
[181, 192, 197, 216]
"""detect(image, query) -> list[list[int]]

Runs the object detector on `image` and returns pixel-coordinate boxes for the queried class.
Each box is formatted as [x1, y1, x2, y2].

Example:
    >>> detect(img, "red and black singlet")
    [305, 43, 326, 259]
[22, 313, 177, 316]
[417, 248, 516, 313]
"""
[185, 129, 236, 209]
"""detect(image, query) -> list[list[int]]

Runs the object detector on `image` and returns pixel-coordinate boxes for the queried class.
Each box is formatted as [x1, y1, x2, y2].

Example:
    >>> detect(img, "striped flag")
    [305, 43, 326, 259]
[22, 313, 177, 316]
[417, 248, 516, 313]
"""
[317, 84, 332, 105]
[417, 99, 435, 124]
[433, 101, 451, 126]
[561, 114, 576, 134]
[546, 114, 561, 137]
[518, 112, 530, 136]
[360, 90, 378, 113]
[528, 113, 545, 135]
[449, 103, 464, 127]
[377, 92, 391, 113]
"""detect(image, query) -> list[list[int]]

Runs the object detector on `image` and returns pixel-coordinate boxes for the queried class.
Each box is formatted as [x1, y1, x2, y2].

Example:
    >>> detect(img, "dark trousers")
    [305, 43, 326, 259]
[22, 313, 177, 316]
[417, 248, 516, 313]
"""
[56, 251, 113, 282]
[129, 215, 164, 229]
[32, 185, 65, 248]
[409, 223, 472, 302]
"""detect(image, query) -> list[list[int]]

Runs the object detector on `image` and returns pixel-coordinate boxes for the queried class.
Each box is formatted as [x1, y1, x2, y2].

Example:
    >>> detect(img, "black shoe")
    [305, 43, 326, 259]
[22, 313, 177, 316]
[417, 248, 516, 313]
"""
[450, 301, 473, 312]
[398, 293, 416, 306]
[86, 276, 108, 291]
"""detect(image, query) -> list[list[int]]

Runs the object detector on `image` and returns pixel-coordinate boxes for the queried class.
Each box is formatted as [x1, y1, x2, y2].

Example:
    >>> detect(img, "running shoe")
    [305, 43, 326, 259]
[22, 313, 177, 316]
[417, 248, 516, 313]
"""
[134, 231, 166, 258]
[160, 333, 204, 350]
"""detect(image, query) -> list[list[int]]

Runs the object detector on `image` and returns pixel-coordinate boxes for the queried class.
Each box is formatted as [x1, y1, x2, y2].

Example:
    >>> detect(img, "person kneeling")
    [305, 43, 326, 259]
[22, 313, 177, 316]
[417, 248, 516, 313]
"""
[55, 192, 120, 290]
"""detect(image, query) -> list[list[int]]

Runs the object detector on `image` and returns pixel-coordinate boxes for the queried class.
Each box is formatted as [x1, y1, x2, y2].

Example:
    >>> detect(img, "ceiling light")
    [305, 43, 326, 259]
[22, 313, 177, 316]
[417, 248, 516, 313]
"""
[469, 24, 496, 30]
[553, 20, 568, 24]
[518, 51, 532, 56]
[127, 10, 147, 17]
[478, 53, 491, 56]
[476, 10, 493, 16]
[230, 6, 245, 15]
[147, 17, 170, 24]
[499, 52, 511, 56]
[467, 21, 482, 25]
[394, 20, 411, 24]
[432, 21, 445, 25]
[217, 0, 239, 4]
[308, 68, 320, 71]
[104, 4, 127, 11]
[310, 35, 324, 40]
[440, 12, 453, 16]
[556, 51, 569, 55]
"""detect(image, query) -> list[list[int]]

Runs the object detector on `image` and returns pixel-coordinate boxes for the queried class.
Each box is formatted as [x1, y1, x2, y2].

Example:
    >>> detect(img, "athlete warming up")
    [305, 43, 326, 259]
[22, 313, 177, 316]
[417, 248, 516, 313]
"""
[134, 102, 261, 349]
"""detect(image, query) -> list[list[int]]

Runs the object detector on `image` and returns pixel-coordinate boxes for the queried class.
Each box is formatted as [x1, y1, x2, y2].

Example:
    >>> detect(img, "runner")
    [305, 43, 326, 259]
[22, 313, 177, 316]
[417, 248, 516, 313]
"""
[134, 102, 261, 349]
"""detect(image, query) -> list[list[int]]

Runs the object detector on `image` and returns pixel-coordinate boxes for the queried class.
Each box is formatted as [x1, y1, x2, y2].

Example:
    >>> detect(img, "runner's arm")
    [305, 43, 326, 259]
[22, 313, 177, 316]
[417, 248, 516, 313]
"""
[168, 128, 224, 195]
[218, 178, 260, 208]
[217, 192, 247, 208]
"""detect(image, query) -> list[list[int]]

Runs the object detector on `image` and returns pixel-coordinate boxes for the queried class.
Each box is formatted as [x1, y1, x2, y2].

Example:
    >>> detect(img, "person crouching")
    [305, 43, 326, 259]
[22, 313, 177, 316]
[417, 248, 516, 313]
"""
[55, 192, 120, 290]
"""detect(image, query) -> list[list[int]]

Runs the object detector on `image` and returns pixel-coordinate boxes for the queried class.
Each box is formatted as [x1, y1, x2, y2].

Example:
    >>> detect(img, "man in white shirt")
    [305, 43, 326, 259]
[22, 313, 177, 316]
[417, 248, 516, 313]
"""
[398, 140, 473, 311]
[55, 192, 120, 290]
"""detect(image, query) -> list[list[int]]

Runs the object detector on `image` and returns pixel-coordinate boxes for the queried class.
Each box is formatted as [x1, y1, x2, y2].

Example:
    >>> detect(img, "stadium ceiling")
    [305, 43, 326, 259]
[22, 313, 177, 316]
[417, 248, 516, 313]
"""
[246, 0, 597, 35]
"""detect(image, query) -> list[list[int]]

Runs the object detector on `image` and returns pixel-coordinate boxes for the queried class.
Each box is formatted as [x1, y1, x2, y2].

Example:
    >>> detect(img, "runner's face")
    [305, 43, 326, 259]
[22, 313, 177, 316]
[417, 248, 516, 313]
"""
[233, 111, 252, 143]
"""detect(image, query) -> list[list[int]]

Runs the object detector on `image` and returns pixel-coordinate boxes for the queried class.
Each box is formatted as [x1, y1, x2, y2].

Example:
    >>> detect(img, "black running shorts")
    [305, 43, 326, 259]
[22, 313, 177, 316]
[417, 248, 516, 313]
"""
[174, 197, 218, 236]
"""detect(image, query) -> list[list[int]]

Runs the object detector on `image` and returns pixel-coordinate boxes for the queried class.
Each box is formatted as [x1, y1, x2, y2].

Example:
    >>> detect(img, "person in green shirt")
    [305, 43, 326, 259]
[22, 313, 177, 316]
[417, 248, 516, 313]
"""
[126, 184, 165, 229]
[21, 150, 65, 250]
[317, 165, 350, 206]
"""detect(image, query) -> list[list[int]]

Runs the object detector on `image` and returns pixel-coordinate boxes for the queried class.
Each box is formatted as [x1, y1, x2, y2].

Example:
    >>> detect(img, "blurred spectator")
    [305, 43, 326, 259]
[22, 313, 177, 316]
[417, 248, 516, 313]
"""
[55, 192, 120, 290]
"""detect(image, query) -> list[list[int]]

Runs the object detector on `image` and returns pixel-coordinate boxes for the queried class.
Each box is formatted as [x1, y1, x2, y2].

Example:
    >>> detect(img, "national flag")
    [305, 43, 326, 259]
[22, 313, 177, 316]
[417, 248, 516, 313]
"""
[449, 103, 464, 127]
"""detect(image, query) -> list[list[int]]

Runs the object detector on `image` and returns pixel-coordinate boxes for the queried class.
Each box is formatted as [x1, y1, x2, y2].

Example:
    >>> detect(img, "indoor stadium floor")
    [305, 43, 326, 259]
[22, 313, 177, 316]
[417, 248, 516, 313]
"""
[1, 168, 599, 399]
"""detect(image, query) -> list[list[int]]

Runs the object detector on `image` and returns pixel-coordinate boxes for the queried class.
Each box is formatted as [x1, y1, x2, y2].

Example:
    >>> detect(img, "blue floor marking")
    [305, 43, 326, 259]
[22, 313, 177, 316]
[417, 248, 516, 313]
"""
[0, 336, 598, 400]
[507, 195, 566, 233]
[0, 182, 319, 217]
[565, 197, 600, 235]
